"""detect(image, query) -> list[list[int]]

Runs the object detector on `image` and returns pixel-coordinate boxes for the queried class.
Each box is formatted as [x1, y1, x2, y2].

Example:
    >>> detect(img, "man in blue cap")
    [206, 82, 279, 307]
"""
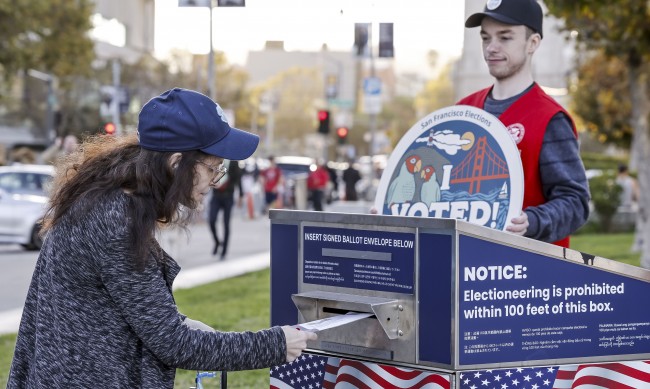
[458, 0, 590, 248]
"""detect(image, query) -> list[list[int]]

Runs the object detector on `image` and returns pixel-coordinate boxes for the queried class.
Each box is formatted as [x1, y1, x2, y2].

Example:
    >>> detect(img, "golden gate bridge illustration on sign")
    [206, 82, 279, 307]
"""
[449, 136, 509, 194]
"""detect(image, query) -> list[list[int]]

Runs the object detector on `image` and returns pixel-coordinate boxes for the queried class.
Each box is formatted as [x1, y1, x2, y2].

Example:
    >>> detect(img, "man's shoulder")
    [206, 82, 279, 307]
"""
[457, 86, 493, 105]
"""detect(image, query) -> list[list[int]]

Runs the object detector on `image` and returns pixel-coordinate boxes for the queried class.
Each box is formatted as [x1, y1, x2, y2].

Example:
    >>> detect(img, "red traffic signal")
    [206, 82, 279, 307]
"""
[317, 110, 330, 134]
[104, 122, 116, 135]
[336, 126, 349, 144]
[318, 110, 329, 121]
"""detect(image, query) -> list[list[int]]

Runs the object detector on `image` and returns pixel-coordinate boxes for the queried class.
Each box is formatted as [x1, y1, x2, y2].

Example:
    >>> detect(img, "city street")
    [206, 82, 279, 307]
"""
[0, 204, 271, 334]
[0, 200, 372, 334]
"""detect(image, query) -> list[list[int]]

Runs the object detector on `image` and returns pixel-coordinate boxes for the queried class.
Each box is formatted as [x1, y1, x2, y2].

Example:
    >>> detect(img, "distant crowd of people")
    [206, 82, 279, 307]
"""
[3, 136, 372, 261]
[203, 155, 368, 259]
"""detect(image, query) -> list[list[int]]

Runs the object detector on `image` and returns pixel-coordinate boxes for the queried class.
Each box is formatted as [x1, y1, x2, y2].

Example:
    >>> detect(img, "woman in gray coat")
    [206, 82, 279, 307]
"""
[7, 88, 316, 388]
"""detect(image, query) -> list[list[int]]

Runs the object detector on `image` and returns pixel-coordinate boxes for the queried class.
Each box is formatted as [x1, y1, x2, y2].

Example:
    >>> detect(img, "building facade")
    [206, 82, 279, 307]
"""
[92, 0, 155, 64]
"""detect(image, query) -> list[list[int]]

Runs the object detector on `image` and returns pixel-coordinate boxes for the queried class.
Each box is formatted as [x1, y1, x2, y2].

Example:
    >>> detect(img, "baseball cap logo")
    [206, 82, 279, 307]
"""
[486, 0, 502, 10]
[215, 103, 229, 124]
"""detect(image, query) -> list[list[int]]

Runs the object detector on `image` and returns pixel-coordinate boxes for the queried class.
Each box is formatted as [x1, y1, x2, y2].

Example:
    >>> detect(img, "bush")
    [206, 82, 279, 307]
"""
[581, 151, 626, 170]
[589, 171, 622, 232]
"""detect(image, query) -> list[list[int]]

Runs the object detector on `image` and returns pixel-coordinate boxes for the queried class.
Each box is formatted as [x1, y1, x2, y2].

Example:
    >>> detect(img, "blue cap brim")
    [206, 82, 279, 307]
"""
[200, 126, 260, 161]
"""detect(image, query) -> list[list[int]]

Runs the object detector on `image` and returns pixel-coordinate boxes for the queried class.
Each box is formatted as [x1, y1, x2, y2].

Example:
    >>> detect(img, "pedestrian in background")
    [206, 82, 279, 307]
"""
[260, 155, 283, 213]
[615, 164, 639, 212]
[458, 0, 590, 247]
[307, 161, 329, 211]
[342, 158, 361, 201]
[7, 88, 315, 388]
[208, 159, 243, 259]
[39, 134, 79, 165]
[325, 161, 339, 202]
[616, 164, 644, 257]
[240, 158, 261, 219]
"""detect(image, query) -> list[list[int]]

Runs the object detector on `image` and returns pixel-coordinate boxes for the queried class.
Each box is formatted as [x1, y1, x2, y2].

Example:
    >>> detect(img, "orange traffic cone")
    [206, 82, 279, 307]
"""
[246, 192, 255, 219]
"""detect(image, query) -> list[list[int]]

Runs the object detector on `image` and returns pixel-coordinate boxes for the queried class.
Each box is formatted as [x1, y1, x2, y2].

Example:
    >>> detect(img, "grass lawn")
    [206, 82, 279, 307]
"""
[570, 232, 641, 267]
[0, 232, 642, 388]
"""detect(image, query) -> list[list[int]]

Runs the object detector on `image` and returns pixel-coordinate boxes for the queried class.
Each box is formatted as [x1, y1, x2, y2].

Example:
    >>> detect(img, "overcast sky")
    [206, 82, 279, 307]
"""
[154, 0, 466, 75]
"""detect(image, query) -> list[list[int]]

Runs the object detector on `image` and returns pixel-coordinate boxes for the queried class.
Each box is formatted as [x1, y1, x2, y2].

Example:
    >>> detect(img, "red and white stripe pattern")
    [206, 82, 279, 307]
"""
[323, 357, 450, 389]
[552, 361, 650, 389]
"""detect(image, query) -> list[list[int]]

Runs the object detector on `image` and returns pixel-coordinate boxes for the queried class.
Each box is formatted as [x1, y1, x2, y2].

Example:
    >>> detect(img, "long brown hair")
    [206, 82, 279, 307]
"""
[42, 133, 206, 269]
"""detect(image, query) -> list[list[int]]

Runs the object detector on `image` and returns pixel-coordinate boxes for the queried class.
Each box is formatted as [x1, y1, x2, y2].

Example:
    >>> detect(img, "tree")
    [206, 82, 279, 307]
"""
[251, 67, 322, 154]
[544, 0, 650, 268]
[0, 0, 95, 83]
[414, 61, 456, 118]
[571, 51, 633, 147]
[380, 95, 417, 152]
[0, 0, 95, 141]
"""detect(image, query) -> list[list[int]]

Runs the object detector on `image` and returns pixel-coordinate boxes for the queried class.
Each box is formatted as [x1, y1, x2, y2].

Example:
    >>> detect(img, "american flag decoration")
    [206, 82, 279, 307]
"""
[459, 361, 650, 389]
[552, 361, 650, 389]
[323, 358, 450, 388]
[459, 366, 560, 389]
[270, 354, 329, 389]
[271, 357, 650, 389]
[271, 355, 450, 389]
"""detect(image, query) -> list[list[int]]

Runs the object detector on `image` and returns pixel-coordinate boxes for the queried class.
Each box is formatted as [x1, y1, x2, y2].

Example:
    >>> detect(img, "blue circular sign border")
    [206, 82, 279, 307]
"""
[374, 105, 524, 231]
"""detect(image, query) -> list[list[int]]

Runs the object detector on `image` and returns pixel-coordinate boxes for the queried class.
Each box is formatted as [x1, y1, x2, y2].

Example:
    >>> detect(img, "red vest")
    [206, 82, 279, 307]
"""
[457, 83, 576, 247]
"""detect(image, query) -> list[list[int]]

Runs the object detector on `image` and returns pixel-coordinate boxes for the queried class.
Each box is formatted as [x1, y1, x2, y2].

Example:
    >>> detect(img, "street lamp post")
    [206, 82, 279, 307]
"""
[111, 59, 122, 135]
[27, 69, 56, 143]
[179, 0, 245, 100]
[178, 0, 216, 100]
[207, 2, 215, 101]
[321, 52, 344, 162]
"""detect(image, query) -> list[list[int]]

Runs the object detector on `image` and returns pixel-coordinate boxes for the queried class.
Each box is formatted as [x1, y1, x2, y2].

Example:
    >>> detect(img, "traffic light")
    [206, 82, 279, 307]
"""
[336, 126, 349, 144]
[317, 109, 330, 134]
[104, 122, 116, 135]
[354, 23, 370, 56]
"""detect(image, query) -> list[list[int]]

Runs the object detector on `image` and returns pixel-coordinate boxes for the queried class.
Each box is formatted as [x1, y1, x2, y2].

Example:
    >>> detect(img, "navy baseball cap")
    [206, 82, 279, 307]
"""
[137, 88, 259, 161]
[465, 0, 543, 38]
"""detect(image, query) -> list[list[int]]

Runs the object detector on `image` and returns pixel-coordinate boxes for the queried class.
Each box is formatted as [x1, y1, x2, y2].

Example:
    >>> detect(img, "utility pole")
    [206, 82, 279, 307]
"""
[207, 1, 215, 101]
[178, 0, 216, 100]
[112, 59, 122, 135]
[27, 69, 56, 143]
[368, 26, 377, 157]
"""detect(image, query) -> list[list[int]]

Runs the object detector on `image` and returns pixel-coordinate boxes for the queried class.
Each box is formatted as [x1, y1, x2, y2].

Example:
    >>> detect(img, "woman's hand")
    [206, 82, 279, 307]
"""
[281, 326, 318, 362]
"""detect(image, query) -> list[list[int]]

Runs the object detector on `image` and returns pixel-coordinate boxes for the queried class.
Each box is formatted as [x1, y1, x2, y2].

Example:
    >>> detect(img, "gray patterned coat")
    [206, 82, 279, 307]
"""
[7, 190, 286, 388]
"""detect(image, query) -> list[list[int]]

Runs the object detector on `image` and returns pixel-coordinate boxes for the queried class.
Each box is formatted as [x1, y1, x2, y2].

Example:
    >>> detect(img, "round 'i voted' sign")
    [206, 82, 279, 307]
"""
[374, 105, 524, 231]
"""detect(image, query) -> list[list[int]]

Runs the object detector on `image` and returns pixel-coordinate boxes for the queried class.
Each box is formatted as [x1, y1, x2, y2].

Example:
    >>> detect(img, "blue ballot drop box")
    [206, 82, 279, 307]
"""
[269, 210, 650, 387]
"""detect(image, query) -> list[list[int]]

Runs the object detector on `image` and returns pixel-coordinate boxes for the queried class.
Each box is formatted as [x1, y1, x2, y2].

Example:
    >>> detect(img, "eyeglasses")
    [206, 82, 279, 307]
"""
[195, 160, 228, 185]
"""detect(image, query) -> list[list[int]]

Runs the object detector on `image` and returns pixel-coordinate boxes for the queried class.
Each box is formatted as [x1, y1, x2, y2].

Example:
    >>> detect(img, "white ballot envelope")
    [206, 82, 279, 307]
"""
[295, 312, 374, 332]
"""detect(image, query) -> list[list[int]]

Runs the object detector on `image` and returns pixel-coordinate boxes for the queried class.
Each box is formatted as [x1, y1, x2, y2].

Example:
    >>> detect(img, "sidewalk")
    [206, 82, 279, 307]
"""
[0, 249, 271, 335]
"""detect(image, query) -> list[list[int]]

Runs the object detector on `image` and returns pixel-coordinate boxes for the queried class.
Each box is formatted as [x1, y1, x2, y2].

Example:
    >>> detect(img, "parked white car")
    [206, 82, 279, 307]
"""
[0, 164, 54, 250]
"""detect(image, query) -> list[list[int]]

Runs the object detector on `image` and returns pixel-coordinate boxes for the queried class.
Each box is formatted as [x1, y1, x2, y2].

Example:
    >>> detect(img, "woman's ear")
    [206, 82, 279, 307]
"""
[169, 153, 182, 170]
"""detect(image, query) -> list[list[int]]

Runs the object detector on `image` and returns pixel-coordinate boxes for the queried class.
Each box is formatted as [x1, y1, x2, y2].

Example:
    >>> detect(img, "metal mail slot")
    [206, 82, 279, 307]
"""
[292, 290, 416, 363]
